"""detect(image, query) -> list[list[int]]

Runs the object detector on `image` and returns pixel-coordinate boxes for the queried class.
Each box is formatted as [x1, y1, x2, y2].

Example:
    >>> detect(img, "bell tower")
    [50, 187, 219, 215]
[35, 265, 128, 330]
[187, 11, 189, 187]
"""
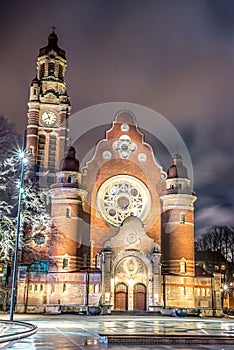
[26, 29, 71, 184]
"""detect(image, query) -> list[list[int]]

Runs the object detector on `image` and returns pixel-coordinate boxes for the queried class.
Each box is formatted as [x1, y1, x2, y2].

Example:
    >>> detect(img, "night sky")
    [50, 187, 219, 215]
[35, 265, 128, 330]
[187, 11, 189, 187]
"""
[0, 0, 234, 237]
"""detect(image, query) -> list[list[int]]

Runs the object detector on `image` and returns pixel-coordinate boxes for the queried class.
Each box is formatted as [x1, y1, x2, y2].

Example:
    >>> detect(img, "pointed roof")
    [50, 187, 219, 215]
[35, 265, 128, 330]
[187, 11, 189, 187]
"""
[60, 147, 79, 172]
[167, 153, 189, 179]
[39, 30, 66, 59]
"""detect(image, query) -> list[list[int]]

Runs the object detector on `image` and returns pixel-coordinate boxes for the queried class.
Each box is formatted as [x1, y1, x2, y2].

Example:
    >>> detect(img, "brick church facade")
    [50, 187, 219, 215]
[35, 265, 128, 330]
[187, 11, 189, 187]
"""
[16, 31, 222, 316]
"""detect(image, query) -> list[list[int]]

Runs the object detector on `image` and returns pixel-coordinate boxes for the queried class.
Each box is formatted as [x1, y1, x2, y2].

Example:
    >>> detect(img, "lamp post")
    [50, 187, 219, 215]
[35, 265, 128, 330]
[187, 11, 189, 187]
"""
[85, 271, 89, 309]
[9, 131, 27, 321]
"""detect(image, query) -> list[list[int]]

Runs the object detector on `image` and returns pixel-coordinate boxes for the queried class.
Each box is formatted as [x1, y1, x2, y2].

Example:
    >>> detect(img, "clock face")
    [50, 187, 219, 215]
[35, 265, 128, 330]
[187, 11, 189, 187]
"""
[41, 111, 57, 125]
[97, 175, 151, 227]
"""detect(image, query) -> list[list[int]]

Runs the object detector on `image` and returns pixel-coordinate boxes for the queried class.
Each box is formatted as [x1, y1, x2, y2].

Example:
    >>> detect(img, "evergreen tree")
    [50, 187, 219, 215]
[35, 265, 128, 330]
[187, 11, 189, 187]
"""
[0, 116, 51, 260]
[0, 157, 17, 260]
[20, 183, 51, 247]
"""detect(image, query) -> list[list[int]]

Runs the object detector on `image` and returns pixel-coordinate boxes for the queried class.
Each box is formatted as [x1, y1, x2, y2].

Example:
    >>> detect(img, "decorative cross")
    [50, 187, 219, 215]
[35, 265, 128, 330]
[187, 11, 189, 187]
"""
[51, 26, 56, 32]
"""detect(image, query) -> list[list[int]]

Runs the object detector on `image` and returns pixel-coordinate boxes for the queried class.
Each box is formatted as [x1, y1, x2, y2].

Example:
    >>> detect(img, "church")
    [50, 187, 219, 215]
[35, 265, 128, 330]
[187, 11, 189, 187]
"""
[16, 31, 222, 316]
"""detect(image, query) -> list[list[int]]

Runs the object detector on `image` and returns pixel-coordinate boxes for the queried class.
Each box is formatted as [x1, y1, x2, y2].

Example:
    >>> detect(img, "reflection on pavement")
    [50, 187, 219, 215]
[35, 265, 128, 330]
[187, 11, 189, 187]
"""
[1, 314, 233, 350]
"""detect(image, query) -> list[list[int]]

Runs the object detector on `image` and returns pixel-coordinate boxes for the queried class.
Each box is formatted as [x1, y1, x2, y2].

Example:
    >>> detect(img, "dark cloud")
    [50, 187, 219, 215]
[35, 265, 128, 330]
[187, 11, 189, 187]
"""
[0, 0, 233, 237]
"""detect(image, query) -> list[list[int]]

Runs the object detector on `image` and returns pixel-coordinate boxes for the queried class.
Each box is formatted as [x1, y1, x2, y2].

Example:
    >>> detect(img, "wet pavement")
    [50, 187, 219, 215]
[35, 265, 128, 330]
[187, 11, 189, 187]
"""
[0, 314, 233, 349]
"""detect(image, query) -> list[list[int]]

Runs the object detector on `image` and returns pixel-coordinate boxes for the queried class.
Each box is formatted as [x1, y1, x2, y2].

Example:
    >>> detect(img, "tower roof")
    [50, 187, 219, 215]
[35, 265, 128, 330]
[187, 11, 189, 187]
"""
[167, 153, 189, 179]
[60, 146, 79, 172]
[38, 30, 66, 59]
[31, 76, 39, 85]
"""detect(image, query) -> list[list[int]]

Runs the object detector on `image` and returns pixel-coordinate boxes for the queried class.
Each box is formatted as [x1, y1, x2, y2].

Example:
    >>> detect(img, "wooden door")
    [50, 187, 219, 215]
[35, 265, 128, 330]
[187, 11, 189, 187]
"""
[115, 283, 128, 310]
[133, 283, 146, 310]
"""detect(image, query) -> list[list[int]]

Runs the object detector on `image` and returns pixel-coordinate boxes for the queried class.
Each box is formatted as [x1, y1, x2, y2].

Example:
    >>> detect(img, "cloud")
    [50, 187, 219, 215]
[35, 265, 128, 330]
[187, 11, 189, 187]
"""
[196, 204, 234, 238]
[0, 0, 233, 236]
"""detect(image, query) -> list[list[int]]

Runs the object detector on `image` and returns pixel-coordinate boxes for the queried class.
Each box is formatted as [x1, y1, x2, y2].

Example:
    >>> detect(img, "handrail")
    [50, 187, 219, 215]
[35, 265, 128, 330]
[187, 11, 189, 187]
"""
[0, 320, 38, 344]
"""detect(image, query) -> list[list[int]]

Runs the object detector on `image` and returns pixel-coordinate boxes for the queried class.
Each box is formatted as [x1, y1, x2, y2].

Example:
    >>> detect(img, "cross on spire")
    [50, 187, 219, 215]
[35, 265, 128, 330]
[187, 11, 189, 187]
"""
[51, 25, 56, 33]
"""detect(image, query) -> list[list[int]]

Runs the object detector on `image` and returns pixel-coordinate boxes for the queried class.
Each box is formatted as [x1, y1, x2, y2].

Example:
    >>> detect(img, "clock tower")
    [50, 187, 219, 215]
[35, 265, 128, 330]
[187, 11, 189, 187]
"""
[26, 29, 70, 184]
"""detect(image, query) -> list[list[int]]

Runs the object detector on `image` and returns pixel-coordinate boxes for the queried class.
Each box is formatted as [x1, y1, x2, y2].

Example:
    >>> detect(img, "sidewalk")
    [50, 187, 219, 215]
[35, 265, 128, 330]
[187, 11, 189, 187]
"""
[0, 314, 233, 349]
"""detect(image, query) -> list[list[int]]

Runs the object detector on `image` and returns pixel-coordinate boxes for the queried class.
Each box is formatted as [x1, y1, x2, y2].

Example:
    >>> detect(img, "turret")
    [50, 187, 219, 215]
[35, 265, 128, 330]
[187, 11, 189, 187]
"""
[50, 147, 85, 271]
[160, 154, 197, 277]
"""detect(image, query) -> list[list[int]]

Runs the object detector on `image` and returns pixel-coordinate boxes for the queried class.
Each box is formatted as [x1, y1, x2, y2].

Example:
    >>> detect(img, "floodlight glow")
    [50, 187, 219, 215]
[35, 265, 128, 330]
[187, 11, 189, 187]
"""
[18, 151, 25, 159]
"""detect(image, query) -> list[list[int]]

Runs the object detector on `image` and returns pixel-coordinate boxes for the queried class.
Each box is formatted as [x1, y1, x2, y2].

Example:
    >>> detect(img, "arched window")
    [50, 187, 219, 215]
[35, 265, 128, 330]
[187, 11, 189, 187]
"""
[38, 134, 46, 166]
[94, 284, 100, 293]
[180, 212, 185, 224]
[48, 62, 55, 75]
[48, 134, 57, 170]
[29, 145, 34, 155]
[63, 258, 69, 269]
[39, 63, 45, 79]
[66, 207, 71, 218]
[95, 254, 101, 268]
[180, 260, 186, 273]
[58, 64, 63, 80]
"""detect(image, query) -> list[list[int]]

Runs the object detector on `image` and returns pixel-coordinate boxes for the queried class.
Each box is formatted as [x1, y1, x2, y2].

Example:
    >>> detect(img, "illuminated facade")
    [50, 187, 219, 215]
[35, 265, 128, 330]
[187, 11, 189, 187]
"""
[26, 30, 70, 185]
[16, 32, 222, 316]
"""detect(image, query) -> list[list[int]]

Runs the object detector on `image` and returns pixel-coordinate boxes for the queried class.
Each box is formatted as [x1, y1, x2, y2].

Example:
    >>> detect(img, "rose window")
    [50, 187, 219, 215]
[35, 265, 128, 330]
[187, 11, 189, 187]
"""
[97, 175, 151, 226]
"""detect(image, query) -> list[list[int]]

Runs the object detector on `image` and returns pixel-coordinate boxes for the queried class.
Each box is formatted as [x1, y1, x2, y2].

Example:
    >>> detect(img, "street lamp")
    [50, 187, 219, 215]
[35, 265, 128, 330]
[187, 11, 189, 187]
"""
[9, 131, 27, 321]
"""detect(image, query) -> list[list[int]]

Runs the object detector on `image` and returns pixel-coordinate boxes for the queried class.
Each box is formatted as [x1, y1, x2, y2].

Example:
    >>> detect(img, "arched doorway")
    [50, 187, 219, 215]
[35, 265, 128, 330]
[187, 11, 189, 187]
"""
[115, 283, 128, 310]
[133, 283, 146, 310]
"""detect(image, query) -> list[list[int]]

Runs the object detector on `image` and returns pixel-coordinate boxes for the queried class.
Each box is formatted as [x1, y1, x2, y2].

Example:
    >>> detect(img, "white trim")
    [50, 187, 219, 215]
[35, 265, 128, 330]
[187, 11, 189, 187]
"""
[27, 125, 39, 129]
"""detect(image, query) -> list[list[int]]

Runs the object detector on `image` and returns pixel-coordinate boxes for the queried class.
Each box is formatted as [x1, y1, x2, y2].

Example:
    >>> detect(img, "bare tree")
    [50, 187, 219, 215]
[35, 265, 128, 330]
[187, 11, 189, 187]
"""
[196, 225, 234, 282]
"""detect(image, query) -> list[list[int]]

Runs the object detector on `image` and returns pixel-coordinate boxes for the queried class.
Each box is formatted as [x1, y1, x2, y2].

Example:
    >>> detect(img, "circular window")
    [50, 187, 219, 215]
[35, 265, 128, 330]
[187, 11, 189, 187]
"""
[33, 232, 46, 245]
[97, 175, 151, 226]
[121, 123, 130, 132]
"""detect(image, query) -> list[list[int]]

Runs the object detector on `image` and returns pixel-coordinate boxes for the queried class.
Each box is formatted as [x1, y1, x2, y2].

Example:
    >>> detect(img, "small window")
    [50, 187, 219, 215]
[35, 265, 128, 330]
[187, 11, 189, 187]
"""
[33, 88, 37, 95]
[83, 253, 88, 267]
[95, 254, 101, 268]
[29, 284, 33, 291]
[180, 213, 185, 224]
[197, 287, 201, 296]
[94, 284, 100, 293]
[180, 261, 186, 273]
[63, 258, 69, 269]
[51, 284, 55, 294]
[40, 284, 44, 292]
[63, 283, 66, 292]
[35, 284, 38, 292]
[66, 207, 71, 218]
[48, 62, 55, 75]
[29, 146, 34, 155]
[58, 64, 63, 80]
[39, 63, 45, 79]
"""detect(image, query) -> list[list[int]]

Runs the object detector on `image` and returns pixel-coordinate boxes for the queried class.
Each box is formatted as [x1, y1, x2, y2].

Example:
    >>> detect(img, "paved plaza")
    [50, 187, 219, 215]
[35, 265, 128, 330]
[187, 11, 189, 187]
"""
[0, 314, 234, 350]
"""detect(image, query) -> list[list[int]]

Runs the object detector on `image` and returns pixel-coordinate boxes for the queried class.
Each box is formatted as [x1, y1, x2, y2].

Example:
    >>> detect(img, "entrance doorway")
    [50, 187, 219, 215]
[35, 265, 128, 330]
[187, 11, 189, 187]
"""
[115, 283, 128, 310]
[133, 283, 146, 310]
